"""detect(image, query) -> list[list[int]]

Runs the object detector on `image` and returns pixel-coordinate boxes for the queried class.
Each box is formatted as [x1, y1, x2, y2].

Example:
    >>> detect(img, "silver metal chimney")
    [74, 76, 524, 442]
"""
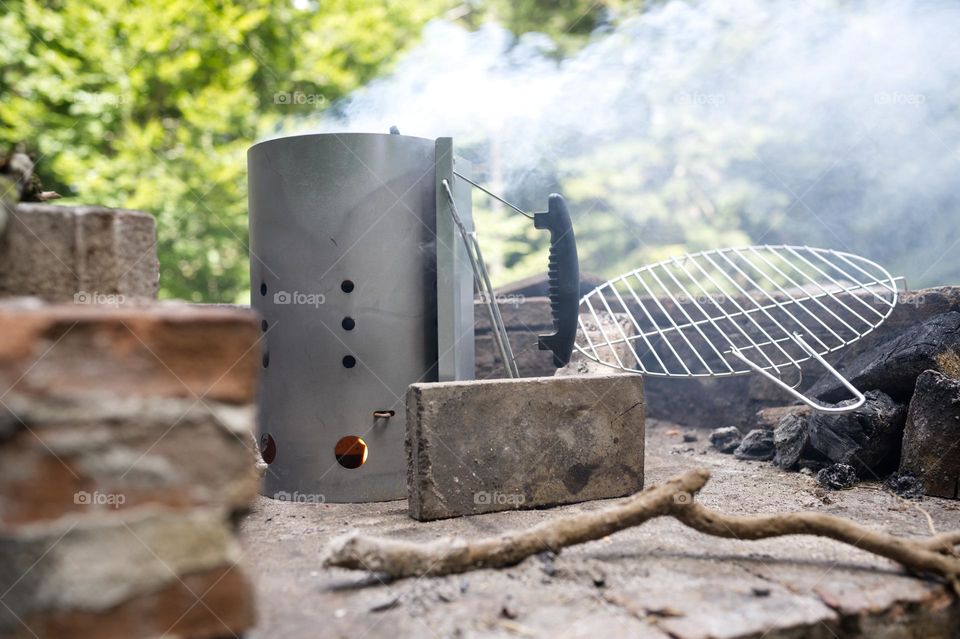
[248, 133, 474, 502]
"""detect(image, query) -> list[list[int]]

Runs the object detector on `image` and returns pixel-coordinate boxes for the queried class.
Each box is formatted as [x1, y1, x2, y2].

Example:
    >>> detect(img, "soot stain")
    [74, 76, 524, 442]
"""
[563, 462, 597, 494]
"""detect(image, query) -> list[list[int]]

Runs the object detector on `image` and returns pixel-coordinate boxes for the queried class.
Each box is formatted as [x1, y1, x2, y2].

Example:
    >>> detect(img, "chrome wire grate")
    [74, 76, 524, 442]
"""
[576, 245, 899, 412]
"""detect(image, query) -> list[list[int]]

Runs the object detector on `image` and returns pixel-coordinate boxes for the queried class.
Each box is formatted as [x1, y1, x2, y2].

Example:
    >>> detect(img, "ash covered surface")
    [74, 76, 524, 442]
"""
[240, 420, 960, 639]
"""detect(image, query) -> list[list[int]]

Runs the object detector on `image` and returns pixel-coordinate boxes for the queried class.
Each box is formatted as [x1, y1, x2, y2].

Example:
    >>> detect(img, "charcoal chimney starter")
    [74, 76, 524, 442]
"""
[248, 133, 475, 502]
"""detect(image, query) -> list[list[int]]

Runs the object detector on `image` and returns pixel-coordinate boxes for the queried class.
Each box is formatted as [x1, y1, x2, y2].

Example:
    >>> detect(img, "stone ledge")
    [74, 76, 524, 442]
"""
[241, 420, 960, 639]
[0, 397, 259, 529]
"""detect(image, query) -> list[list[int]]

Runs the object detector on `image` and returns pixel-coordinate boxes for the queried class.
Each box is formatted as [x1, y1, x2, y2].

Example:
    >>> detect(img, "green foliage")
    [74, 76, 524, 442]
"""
[0, 0, 450, 301]
[7, 0, 945, 302]
[464, 0, 643, 53]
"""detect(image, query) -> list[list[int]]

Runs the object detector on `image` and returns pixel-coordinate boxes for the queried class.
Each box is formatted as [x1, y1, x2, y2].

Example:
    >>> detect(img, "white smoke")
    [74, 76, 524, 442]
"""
[281, 0, 960, 287]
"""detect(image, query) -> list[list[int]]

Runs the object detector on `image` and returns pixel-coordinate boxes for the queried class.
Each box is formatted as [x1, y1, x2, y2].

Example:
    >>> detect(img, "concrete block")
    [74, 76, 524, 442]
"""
[473, 296, 554, 333]
[0, 203, 159, 301]
[475, 332, 555, 378]
[476, 304, 639, 378]
[406, 374, 645, 521]
[488, 272, 606, 299]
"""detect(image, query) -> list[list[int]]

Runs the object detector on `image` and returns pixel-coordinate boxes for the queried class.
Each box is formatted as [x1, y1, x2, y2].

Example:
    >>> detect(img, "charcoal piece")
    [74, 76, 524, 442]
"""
[807, 390, 907, 478]
[817, 463, 858, 490]
[733, 429, 775, 461]
[773, 413, 810, 470]
[809, 311, 960, 403]
[898, 370, 960, 499]
[884, 472, 926, 500]
[709, 427, 742, 454]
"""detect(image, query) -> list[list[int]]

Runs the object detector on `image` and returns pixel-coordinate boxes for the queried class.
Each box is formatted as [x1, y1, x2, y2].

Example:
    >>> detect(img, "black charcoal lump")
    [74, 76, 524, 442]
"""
[733, 429, 775, 461]
[807, 390, 907, 478]
[884, 472, 926, 500]
[709, 426, 742, 454]
[809, 311, 960, 403]
[817, 463, 858, 490]
[898, 369, 960, 499]
[772, 412, 810, 470]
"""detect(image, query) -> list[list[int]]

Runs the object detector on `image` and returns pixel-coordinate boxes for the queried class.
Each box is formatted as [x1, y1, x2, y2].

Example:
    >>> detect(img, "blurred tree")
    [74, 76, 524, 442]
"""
[454, 2, 960, 291]
[8, 0, 941, 301]
[457, 0, 660, 54]
[0, 0, 451, 301]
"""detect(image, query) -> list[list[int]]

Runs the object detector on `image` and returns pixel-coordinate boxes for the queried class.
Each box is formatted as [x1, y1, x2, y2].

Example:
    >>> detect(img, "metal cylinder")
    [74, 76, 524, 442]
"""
[248, 132, 447, 502]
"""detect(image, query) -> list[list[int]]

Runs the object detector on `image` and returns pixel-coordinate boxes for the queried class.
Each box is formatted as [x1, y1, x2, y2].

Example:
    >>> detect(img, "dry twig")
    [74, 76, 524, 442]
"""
[323, 469, 960, 592]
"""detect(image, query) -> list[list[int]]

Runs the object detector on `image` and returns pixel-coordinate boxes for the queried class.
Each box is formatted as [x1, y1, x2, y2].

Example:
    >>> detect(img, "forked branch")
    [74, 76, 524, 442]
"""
[323, 469, 960, 592]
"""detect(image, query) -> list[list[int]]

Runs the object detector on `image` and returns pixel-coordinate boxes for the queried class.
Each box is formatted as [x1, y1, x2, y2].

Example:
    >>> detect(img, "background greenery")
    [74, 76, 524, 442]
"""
[3, 0, 956, 301]
[0, 0, 466, 301]
[0, 0, 624, 301]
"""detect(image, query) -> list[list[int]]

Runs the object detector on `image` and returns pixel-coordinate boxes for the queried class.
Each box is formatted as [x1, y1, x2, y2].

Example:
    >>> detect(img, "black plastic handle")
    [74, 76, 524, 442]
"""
[534, 194, 580, 367]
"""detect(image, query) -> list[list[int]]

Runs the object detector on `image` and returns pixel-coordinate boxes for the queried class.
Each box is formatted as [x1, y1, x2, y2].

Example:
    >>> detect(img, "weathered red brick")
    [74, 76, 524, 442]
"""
[0, 400, 260, 530]
[0, 301, 260, 639]
[14, 565, 254, 639]
[0, 302, 260, 404]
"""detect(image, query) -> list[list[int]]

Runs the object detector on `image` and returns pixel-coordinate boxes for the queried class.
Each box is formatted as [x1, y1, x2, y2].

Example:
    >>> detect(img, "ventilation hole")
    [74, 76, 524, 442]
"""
[342, 355, 356, 369]
[341, 280, 355, 293]
[262, 352, 270, 368]
[259, 433, 277, 464]
[260, 282, 267, 296]
[261, 319, 268, 332]
[341, 317, 355, 331]
[334, 435, 368, 469]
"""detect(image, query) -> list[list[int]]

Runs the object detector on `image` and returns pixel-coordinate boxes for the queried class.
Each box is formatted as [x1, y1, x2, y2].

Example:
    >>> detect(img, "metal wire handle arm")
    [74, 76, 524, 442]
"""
[727, 332, 866, 413]
[441, 179, 519, 378]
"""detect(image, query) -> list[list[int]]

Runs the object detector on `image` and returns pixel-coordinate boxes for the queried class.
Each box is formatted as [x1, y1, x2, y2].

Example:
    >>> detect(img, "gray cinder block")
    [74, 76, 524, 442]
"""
[406, 374, 645, 521]
[0, 203, 159, 301]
